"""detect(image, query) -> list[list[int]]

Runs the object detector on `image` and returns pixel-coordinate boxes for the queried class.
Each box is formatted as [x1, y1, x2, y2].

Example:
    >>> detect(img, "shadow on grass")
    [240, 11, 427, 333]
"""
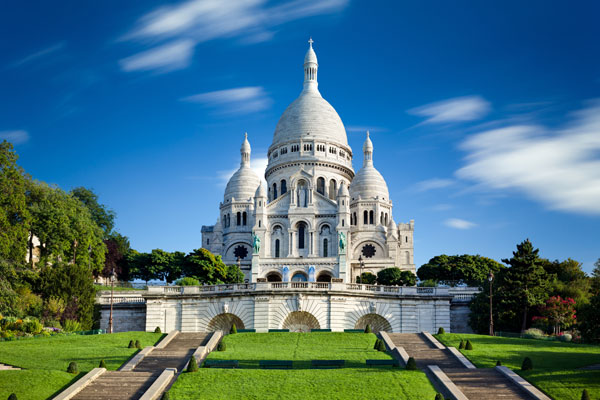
[47, 371, 86, 399]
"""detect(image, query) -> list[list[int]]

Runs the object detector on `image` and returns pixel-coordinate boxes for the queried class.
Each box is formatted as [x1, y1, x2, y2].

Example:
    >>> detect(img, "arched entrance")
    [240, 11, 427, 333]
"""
[266, 272, 282, 282]
[316, 272, 332, 282]
[282, 311, 320, 332]
[207, 313, 245, 332]
[291, 272, 308, 282]
[354, 314, 392, 333]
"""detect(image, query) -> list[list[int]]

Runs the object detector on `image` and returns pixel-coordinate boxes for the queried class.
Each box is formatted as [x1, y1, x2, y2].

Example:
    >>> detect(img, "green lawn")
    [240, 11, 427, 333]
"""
[169, 332, 438, 400]
[435, 333, 600, 400]
[0, 332, 163, 400]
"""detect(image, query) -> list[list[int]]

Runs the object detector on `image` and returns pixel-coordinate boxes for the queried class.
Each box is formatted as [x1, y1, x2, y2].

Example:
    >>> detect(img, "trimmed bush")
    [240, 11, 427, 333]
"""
[364, 324, 372, 334]
[230, 324, 237, 334]
[435, 394, 444, 400]
[135, 340, 142, 349]
[67, 362, 79, 374]
[374, 339, 386, 352]
[406, 357, 417, 370]
[496, 360, 502, 366]
[373, 338, 381, 350]
[437, 327, 445, 335]
[8, 394, 17, 400]
[162, 392, 171, 400]
[559, 333, 572, 342]
[458, 340, 465, 350]
[523, 328, 545, 339]
[217, 341, 226, 351]
[154, 326, 162, 334]
[465, 340, 473, 350]
[99, 359, 107, 368]
[128, 340, 135, 348]
[521, 357, 533, 371]
[187, 355, 199, 372]
[581, 389, 590, 400]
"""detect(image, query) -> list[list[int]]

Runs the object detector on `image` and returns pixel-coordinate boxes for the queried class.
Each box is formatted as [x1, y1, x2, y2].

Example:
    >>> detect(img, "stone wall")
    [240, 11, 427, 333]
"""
[99, 303, 146, 333]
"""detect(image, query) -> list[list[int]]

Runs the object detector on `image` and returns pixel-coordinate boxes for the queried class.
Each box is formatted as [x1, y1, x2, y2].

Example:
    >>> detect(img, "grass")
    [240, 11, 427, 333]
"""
[0, 331, 163, 400]
[169, 332, 438, 400]
[435, 333, 600, 400]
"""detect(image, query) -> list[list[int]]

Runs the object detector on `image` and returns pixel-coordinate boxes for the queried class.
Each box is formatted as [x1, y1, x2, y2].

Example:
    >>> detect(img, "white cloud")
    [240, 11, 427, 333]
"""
[345, 125, 388, 133]
[120, 0, 348, 72]
[431, 203, 453, 211]
[456, 100, 600, 215]
[119, 40, 194, 72]
[181, 86, 271, 114]
[219, 156, 268, 187]
[414, 178, 455, 192]
[11, 42, 65, 68]
[408, 96, 491, 124]
[0, 130, 29, 145]
[444, 218, 477, 230]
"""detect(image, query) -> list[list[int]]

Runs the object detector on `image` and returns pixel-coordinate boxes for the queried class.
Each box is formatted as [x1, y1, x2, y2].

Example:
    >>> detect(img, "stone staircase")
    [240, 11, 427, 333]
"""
[72, 332, 210, 400]
[388, 333, 531, 400]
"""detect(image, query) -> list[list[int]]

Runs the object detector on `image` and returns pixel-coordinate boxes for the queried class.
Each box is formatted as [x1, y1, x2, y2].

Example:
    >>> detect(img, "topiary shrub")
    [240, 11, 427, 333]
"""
[364, 324, 372, 334]
[187, 356, 198, 372]
[465, 340, 473, 350]
[128, 340, 135, 348]
[559, 333, 572, 342]
[67, 362, 79, 374]
[162, 392, 171, 400]
[374, 339, 386, 352]
[373, 338, 382, 350]
[435, 393, 444, 400]
[496, 360, 502, 366]
[135, 340, 142, 349]
[406, 357, 417, 370]
[8, 393, 18, 400]
[581, 389, 590, 400]
[437, 327, 445, 335]
[521, 357, 533, 371]
[217, 341, 226, 351]
[458, 340, 465, 350]
[230, 324, 237, 334]
[99, 360, 106, 368]
[154, 326, 161, 334]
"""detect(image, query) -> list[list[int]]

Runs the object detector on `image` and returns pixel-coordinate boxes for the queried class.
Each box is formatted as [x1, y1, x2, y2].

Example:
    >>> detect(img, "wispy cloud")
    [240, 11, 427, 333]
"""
[456, 99, 600, 215]
[414, 178, 455, 192]
[345, 125, 389, 133]
[10, 42, 65, 68]
[218, 156, 268, 187]
[444, 218, 477, 230]
[181, 86, 271, 115]
[119, 40, 195, 73]
[431, 204, 453, 211]
[408, 95, 491, 124]
[119, 0, 348, 73]
[0, 130, 29, 145]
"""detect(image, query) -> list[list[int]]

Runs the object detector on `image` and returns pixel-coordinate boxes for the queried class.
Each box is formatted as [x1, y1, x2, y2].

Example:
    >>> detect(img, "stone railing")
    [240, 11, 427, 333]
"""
[447, 287, 481, 302]
[96, 294, 147, 305]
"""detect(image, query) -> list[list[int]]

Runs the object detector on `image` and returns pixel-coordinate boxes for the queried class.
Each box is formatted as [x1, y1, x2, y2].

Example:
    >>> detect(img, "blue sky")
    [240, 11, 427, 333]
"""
[2, 0, 599, 273]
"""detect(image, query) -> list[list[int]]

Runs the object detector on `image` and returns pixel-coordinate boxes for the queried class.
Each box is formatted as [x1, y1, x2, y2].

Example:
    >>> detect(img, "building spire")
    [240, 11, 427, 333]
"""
[241, 132, 251, 166]
[303, 38, 319, 92]
[363, 131, 373, 167]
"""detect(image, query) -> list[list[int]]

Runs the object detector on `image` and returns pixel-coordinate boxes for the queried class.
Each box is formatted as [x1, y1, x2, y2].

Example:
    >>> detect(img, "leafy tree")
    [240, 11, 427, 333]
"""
[182, 248, 228, 284]
[501, 239, 550, 332]
[538, 296, 576, 335]
[418, 254, 505, 287]
[70, 187, 116, 238]
[225, 264, 245, 283]
[102, 233, 131, 281]
[591, 259, 600, 297]
[377, 268, 416, 286]
[543, 258, 591, 307]
[357, 272, 377, 284]
[0, 141, 30, 263]
[579, 293, 600, 343]
[175, 277, 200, 286]
[124, 250, 156, 283]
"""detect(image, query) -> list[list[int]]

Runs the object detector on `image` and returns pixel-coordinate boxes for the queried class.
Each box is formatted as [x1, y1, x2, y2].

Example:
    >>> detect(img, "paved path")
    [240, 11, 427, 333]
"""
[0, 363, 21, 371]
[73, 332, 209, 400]
[388, 333, 530, 400]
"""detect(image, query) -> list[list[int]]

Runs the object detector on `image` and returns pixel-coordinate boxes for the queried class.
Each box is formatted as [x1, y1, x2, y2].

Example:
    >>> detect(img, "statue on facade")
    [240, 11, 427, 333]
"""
[252, 234, 261, 254]
[338, 231, 346, 253]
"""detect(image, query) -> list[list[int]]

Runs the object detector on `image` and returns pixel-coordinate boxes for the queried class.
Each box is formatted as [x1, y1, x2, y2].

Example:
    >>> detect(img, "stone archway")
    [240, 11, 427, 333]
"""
[207, 313, 245, 332]
[354, 314, 392, 333]
[282, 311, 320, 332]
[266, 272, 282, 282]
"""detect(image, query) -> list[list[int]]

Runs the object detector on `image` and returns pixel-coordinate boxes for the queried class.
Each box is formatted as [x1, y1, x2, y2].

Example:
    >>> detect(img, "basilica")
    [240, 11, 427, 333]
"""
[201, 40, 415, 283]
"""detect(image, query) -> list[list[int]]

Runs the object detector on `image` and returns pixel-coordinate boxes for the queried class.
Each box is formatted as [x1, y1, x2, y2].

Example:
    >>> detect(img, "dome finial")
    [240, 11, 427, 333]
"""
[363, 131, 373, 166]
[303, 38, 319, 92]
[308, 37, 314, 48]
[241, 132, 251, 166]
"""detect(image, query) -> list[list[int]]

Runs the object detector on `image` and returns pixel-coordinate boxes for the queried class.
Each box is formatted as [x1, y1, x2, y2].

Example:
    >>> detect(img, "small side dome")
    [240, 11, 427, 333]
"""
[224, 167, 260, 203]
[349, 167, 390, 201]
[255, 182, 267, 198]
[363, 131, 373, 153]
[304, 39, 318, 65]
[338, 181, 349, 197]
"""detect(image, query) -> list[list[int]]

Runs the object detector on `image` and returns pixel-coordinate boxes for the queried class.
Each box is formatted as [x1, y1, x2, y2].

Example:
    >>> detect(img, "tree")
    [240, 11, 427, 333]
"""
[579, 293, 600, 343]
[124, 250, 156, 284]
[418, 254, 505, 287]
[102, 233, 131, 281]
[501, 239, 550, 332]
[225, 264, 245, 283]
[591, 259, 600, 297]
[358, 272, 376, 284]
[70, 187, 116, 238]
[0, 141, 30, 263]
[543, 258, 591, 307]
[538, 296, 576, 335]
[182, 248, 228, 284]
[377, 268, 416, 286]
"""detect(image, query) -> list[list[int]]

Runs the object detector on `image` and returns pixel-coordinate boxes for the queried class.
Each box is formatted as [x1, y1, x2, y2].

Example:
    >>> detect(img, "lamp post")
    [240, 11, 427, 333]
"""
[488, 271, 494, 336]
[108, 268, 116, 334]
[358, 255, 364, 284]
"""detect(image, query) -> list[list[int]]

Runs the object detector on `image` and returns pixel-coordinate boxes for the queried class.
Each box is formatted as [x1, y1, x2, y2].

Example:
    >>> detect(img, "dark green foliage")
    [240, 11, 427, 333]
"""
[135, 340, 142, 349]
[217, 341, 226, 351]
[8, 394, 18, 400]
[521, 357, 533, 371]
[377, 268, 416, 286]
[581, 389, 590, 400]
[230, 323, 237, 334]
[406, 357, 417, 370]
[458, 340, 465, 350]
[187, 355, 198, 372]
[373, 338, 381, 350]
[67, 362, 78, 374]
[162, 392, 170, 400]
[376, 339, 386, 352]
[358, 272, 377, 284]
[128, 340, 135, 348]
[496, 360, 502, 366]
[579, 293, 600, 343]
[364, 324, 372, 333]
[99, 359, 106, 368]
[154, 326, 161, 333]
[182, 248, 228, 285]
[225, 264, 245, 284]
[465, 340, 473, 350]
[435, 394, 444, 400]
[418, 254, 505, 287]
[70, 187, 116, 238]
[437, 327, 445, 335]
[175, 277, 200, 286]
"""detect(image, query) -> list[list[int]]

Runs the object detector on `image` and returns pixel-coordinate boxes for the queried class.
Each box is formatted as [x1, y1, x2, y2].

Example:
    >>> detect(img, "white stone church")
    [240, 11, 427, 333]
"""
[202, 40, 415, 283]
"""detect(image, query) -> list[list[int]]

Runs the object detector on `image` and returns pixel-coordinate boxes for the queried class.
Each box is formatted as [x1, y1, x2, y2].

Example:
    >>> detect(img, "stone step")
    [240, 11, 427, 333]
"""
[443, 368, 529, 400]
[72, 372, 157, 400]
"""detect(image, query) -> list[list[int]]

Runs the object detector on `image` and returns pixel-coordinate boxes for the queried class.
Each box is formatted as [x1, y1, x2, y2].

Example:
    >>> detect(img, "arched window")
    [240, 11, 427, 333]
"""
[317, 177, 325, 195]
[380, 212, 384, 225]
[242, 212, 247, 226]
[385, 213, 388, 226]
[280, 180, 287, 195]
[236, 212, 241, 226]
[275, 239, 280, 258]
[342, 219, 345, 227]
[207, 239, 210, 245]
[258, 220, 261, 227]
[272, 183, 278, 200]
[363, 210, 368, 225]
[323, 238, 328, 257]
[329, 179, 337, 200]
[369, 210, 374, 225]
[298, 223, 306, 249]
